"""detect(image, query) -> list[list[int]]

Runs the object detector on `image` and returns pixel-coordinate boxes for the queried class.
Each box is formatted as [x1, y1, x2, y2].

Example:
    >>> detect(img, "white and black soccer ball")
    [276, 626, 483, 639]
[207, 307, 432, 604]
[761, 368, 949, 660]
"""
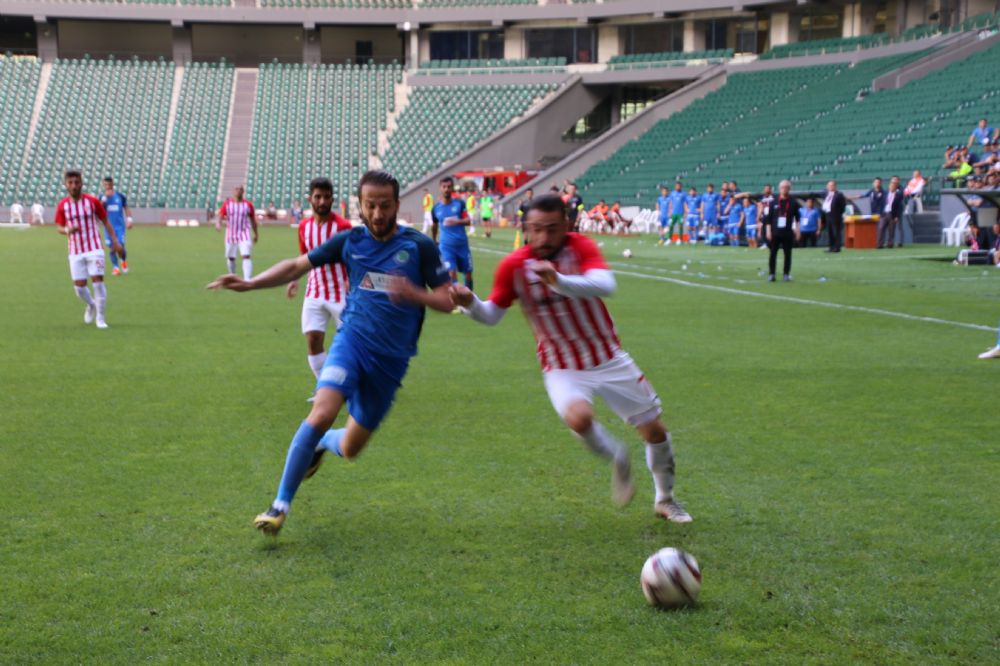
[640, 547, 701, 608]
[622, 249, 633, 259]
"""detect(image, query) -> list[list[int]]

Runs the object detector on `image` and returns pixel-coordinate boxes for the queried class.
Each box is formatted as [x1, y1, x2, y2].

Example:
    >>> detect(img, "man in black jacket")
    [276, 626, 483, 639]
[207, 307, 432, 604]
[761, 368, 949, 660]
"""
[877, 176, 906, 249]
[764, 180, 800, 282]
[820, 180, 847, 252]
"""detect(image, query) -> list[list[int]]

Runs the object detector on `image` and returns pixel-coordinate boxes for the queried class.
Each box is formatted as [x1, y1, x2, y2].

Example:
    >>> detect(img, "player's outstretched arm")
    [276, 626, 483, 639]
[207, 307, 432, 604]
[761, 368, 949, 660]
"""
[208, 254, 312, 292]
[451, 286, 507, 326]
[388, 279, 454, 313]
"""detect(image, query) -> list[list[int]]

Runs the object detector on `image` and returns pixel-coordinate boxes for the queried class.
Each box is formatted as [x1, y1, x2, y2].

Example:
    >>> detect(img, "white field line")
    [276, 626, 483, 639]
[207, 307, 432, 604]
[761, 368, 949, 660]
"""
[469, 244, 996, 333]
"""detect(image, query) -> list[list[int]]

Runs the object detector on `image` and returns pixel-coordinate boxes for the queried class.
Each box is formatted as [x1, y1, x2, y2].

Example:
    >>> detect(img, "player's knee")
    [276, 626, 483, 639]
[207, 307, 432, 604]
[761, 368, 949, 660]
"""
[640, 420, 668, 444]
[305, 332, 325, 355]
[562, 403, 593, 434]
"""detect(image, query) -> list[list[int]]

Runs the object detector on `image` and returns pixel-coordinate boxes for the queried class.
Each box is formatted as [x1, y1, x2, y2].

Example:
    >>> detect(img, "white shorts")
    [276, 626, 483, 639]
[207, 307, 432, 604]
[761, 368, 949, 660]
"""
[543, 350, 662, 427]
[423, 211, 433, 226]
[10, 212, 23, 224]
[225, 241, 253, 258]
[31, 213, 43, 225]
[68, 250, 105, 281]
[301, 297, 344, 334]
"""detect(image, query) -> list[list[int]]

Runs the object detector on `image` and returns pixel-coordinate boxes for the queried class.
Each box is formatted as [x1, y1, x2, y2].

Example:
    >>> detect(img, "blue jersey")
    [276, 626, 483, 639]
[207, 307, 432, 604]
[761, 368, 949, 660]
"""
[684, 194, 701, 218]
[656, 195, 671, 219]
[701, 192, 720, 220]
[100, 191, 128, 229]
[727, 203, 744, 225]
[308, 225, 450, 358]
[743, 203, 758, 226]
[432, 198, 469, 248]
[799, 207, 820, 232]
[668, 191, 686, 216]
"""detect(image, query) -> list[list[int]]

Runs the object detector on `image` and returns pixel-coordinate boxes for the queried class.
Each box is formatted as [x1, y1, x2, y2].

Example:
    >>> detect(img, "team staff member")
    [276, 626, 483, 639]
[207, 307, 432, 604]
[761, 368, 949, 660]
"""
[764, 180, 800, 282]
[517, 188, 534, 241]
[821, 180, 847, 253]
[563, 182, 584, 232]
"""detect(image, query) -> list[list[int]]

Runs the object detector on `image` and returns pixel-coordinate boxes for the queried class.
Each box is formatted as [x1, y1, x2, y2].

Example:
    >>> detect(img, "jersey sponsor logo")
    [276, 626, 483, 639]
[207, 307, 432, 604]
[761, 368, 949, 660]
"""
[320, 365, 348, 385]
[358, 271, 394, 292]
[394, 250, 410, 265]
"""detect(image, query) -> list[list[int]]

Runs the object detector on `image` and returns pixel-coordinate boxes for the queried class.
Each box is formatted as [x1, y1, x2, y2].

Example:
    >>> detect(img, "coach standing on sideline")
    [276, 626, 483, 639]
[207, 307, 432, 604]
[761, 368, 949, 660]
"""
[877, 176, 905, 249]
[820, 180, 846, 253]
[764, 180, 800, 282]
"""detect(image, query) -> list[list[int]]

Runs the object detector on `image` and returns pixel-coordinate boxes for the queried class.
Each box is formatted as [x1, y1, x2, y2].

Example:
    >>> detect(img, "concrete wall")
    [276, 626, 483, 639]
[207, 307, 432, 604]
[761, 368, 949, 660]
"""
[192, 24, 304, 65]
[320, 26, 404, 64]
[597, 24, 620, 64]
[872, 31, 999, 91]
[504, 26, 525, 60]
[57, 19, 173, 60]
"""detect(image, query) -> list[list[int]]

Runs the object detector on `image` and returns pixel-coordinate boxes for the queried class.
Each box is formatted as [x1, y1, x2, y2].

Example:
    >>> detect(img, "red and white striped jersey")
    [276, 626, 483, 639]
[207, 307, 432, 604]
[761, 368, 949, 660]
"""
[54, 194, 108, 256]
[219, 199, 256, 244]
[298, 213, 352, 302]
[488, 233, 621, 371]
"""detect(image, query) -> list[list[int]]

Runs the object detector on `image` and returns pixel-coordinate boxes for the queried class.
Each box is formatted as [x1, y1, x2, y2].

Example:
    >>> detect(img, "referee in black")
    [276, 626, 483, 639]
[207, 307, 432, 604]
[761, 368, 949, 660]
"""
[764, 179, 801, 282]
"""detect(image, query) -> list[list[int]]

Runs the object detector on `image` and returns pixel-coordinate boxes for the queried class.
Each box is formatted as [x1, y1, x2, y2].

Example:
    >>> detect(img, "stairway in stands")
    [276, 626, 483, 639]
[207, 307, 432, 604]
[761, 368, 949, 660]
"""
[218, 68, 258, 201]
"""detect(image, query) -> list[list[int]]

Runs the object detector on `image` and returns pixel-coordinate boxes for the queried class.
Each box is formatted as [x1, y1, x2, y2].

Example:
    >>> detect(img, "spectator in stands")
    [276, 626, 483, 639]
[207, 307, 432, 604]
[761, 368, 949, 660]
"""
[9, 202, 24, 224]
[943, 146, 962, 169]
[949, 154, 974, 186]
[989, 221, 1000, 266]
[904, 170, 926, 211]
[266, 201, 278, 220]
[968, 118, 998, 149]
[763, 180, 800, 282]
[798, 198, 820, 247]
[290, 200, 303, 226]
[821, 180, 846, 253]
[877, 176, 905, 249]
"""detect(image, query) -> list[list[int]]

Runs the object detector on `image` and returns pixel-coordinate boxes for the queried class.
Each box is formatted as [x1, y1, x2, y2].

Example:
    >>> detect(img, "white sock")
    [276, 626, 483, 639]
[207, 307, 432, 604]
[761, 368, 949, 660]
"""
[242, 258, 253, 280]
[645, 433, 676, 504]
[272, 499, 290, 514]
[92, 281, 107, 321]
[74, 285, 95, 306]
[307, 352, 327, 379]
[226, 257, 236, 274]
[578, 421, 627, 462]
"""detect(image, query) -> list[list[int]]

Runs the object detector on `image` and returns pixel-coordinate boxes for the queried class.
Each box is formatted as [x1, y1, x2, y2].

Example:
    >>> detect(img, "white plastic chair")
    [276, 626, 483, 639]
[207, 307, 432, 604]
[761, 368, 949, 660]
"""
[942, 212, 969, 246]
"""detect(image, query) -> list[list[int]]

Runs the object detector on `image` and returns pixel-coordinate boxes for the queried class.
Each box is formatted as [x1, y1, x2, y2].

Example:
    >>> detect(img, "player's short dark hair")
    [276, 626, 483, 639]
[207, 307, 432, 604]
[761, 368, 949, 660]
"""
[103, 176, 113, 183]
[440, 176, 454, 185]
[525, 194, 567, 219]
[309, 177, 333, 195]
[358, 169, 399, 201]
[64, 169, 82, 180]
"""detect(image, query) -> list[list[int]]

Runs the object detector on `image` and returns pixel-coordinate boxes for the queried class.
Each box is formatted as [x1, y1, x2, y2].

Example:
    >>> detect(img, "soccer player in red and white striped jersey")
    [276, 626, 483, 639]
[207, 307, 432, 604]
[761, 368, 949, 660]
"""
[216, 185, 258, 279]
[286, 178, 353, 381]
[451, 194, 692, 523]
[54, 169, 124, 329]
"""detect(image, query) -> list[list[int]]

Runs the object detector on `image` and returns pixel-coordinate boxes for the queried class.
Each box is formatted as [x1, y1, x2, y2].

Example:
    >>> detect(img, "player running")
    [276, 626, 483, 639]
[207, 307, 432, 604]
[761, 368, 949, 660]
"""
[100, 177, 132, 275]
[450, 194, 692, 523]
[55, 169, 123, 329]
[208, 170, 453, 535]
[286, 177, 353, 383]
[216, 185, 258, 279]
[420, 188, 435, 238]
[433, 176, 473, 288]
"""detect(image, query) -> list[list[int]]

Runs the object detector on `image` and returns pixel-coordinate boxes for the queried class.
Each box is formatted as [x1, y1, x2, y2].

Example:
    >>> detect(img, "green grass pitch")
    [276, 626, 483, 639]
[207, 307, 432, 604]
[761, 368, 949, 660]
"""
[2, 225, 998, 663]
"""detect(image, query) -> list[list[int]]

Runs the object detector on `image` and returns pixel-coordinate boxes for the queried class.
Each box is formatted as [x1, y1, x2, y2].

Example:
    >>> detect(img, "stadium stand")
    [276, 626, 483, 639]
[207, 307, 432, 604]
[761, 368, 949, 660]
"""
[576, 52, 936, 206]
[421, 0, 538, 6]
[381, 82, 559, 188]
[418, 58, 566, 74]
[0, 56, 41, 207]
[608, 50, 733, 69]
[160, 61, 234, 208]
[20, 57, 173, 207]
[71, 0, 232, 5]
[759, 34, 893, 59]
[246, 61, 400, 208]
[259, 0, 409, 7]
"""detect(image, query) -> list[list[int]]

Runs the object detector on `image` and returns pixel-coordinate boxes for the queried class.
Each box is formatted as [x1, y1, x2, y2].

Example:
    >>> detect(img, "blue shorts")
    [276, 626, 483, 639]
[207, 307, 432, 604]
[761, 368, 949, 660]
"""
[105, 225, 126, 246]
[686, 216, 700, 228]
[703, 215, 718, 226]
[726, 223, 741, 235]
[316, 330, 410, 431]
[440, 243, 472, 275]
[746, 226, 757, 239]
[658, 217, 670, 229]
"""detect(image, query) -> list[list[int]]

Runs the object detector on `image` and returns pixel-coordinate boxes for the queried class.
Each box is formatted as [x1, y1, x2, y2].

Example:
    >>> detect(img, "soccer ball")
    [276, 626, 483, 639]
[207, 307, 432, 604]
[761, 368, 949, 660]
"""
[640, 547, 701, 608]
[622, 249, 633, 258]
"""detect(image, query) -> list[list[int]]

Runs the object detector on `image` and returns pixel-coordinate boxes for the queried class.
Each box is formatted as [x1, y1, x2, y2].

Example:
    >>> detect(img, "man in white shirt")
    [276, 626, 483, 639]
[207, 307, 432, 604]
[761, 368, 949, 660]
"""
[9, 202, 24, 224]
[30, 202, 44, 225]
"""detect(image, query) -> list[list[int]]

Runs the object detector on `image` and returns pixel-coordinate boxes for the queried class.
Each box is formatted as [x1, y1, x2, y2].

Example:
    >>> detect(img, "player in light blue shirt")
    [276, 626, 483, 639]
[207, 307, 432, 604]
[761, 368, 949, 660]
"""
[798, 197, 821, 247]
[433, 176, 473, 288]
[684, 187, 701, 244]
[701, 183, 720, 233]
[726, 199, 743, 245]
[741, 195, 758, 248]
[100, 177, 131, 275]
[655, 185, 672, 244]
[208, 170, 454, 536]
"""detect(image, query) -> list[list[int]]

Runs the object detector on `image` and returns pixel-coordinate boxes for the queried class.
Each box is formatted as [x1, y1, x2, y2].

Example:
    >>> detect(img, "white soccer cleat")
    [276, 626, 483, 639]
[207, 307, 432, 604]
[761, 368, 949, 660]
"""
[95, 319, 108, 329]
[978, 345, 1000, 359]
[611, 454, 635, 506]
[84, 304, 96, 325]
[655, 498, 693, 524]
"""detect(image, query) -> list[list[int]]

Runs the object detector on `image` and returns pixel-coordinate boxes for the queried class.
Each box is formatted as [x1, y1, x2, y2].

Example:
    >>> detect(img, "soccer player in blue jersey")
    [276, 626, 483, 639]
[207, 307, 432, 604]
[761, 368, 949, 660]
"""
[666, 182, 686, 245]
[726, 197, 744, 246]
[741, 194, 759, 248]
[701, 183, 720, 235]
[100, 177, 132, 275]
[208, 170, 453, 535]
[798, 197, 821, 247]
[655, 185, 671, 245]
[684, 186, 701, 244]
[433, 176, 473, 288]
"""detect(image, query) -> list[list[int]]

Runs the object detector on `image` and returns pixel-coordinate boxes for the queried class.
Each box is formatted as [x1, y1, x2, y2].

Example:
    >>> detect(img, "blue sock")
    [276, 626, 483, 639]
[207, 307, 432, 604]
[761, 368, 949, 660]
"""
[318, 428, 345, 457]
[274, 421, 324, 506]
[109, 249, 119, 268]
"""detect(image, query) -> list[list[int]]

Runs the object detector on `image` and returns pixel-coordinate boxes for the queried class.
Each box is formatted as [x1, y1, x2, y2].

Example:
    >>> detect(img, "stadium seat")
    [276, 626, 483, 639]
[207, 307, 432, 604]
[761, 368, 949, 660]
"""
[0, 55, 41, 207]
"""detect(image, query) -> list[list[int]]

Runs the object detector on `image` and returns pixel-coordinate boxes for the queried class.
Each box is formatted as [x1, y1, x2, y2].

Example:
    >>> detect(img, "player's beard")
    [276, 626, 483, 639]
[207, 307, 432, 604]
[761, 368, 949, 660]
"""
[363, 214, 396, 240]
[314, 204, 332, 218]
